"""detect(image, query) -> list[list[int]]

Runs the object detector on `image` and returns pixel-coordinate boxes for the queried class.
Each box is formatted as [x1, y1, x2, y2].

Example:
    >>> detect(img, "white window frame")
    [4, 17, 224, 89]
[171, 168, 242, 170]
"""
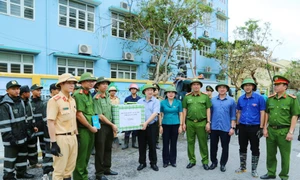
[203, 13, 211, 26]
[0, 51, 34, 73]
[176, 46, 192, 62]
[150, 30, 164, 46]
[110, 63, 137, 80]
[0, 0, 35, 20]
[217, 18, 226, 33]
[199, 44, 211, 56]
[57, 58, 94, 76]
[111, 12, 133, 39]
[58, 0, 95, 32]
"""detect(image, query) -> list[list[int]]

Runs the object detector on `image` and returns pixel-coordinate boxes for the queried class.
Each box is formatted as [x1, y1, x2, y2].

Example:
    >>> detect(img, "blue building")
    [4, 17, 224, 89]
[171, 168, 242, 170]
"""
[0, 0, 229, 99]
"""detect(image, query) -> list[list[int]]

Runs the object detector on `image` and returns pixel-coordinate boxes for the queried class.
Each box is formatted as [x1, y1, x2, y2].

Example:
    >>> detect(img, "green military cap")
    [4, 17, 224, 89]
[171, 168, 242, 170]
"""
[206, 85, 214, 92]
[142, 84, 156, 95]
[30, 84, 43, 91]
[6, 80, 21, 89]
[164, 86, 177, 94]
[190, 78, 203, 87]
[241, 78, 257, 91]
[215, 82, 229, 91]
[78, 72, 97, 83]
[152, 83, 160, 91]
[94, 76, 111, 88]
[273, 75, 290, 84]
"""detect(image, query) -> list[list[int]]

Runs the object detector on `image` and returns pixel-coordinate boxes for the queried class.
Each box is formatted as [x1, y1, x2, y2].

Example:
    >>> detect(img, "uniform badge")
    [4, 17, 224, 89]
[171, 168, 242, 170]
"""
[252, 103, 257, 107]
[12, 81, 17, 84]
[274, 77, 278, 81]
[13, 108, 18, 114]
[63, 107, 69, 110]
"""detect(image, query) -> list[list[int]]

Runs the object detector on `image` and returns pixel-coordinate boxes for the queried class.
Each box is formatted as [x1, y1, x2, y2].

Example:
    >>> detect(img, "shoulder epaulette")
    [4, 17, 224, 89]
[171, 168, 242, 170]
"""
[268, 94, 276, 98]
[79, 89, 83, 94]
[53, 95, 61, 101]
[185, 92, 192, 96]
[288, 94, 296, 99]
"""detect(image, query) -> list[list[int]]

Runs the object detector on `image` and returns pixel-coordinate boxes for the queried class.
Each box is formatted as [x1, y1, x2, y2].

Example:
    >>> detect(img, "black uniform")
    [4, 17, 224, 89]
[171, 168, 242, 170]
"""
[0, 94, 29, 179]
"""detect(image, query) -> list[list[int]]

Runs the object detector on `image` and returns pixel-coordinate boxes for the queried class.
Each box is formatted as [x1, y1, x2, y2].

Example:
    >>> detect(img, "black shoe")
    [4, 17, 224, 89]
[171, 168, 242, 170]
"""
[151, 164, 159, 171]
[163, 164, 168, 168]
[96, 175, 108, 180]
[137, 164, 146, 171]
[209, 163, 218, 170]
[220, 165, 226, 172]
[203, 164, 209, 170]
[186, 163, 196, 169]
[260, 174, 276, 179]
[16, 172, 34, 178]
[104, 170, 118, 175]
[171, 164, 177, 167]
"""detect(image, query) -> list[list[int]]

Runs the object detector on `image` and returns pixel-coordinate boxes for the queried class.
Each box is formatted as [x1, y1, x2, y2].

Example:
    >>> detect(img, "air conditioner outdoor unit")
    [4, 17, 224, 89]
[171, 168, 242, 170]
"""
[203, 30, 209, 37]
[78, 44, 92, 55]
[205, 66, 211, 72]
[151, 56, 158, 64]
[217, 8, 221, 12]
[120, 2, 129, 10]
[122, 52, 134, 61]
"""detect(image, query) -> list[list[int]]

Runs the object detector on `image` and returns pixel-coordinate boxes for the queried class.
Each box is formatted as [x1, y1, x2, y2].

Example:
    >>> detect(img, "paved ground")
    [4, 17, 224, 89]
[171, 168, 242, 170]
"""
[1, 124, 300, 180]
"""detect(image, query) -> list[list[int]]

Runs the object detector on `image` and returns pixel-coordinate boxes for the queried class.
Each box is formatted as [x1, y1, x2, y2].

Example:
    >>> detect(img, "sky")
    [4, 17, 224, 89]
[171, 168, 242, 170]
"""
[228, 0, 300, 60]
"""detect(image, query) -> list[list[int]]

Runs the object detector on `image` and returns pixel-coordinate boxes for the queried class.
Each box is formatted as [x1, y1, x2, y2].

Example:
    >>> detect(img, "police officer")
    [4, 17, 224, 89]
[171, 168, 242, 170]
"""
[0, 80, 34, 179]
[206, 85, 214, 99]
[42, 83, 59, 179]
[20, 86, 38, 168]
[73, 72, 97, 180]
[123, 83, 141, 149]
[47, 73, 78, 180]
[260, 76, 300, 180]
[235, 78, 265, 178]
[30, 84, 46, 162]
[182, 78, 211, 170]
[93, 77, 118, 180]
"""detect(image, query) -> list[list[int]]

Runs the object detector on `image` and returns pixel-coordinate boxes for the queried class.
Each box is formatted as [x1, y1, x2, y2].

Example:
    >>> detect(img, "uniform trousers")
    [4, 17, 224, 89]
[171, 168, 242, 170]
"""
[210, 130, 231, 166]
[138, 121, 158, 165]
[124, 130, 138, 137]
[95, 124, 113, 177]
[52, 135, 77, 180]
[266, 127, 291, 180]
[3, 143, 28, 179]
[238, 124, 260, 156]
[27, 136, 38, 165]
[162, 124, 179, 165]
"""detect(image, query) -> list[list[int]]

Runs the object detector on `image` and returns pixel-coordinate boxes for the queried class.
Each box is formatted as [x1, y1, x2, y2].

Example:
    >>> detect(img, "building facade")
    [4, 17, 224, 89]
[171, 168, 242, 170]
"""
[0, 0, 229, 100]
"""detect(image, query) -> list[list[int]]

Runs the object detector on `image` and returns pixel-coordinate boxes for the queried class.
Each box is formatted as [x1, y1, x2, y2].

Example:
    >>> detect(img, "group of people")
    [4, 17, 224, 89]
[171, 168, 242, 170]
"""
[0, 72, 299, 180]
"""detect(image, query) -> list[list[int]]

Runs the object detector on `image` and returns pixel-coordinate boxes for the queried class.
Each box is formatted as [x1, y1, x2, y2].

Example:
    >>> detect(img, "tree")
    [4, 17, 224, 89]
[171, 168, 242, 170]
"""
[124, 0, 212, 83]
[284, 60, 300, 89]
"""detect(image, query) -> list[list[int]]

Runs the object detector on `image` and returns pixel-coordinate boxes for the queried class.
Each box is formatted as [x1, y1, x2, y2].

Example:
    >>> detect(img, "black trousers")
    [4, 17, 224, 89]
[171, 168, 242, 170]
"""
[95, 124, 113, 176]
[3, 143, 28, 179]
[210, 130, 231, 166]
[238, 124, 260, 156]
[162, 124, 179, 165]
[138, 122, 158, 165]
[124, 130, 138, 137]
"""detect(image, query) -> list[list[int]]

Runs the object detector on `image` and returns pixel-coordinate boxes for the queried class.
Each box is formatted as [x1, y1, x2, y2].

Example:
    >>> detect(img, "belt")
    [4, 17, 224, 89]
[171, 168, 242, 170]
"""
[269, 125, 290, 129]
[56, 132, 75, 136]
[239, 123, 260, 127]
[189, 118, 206, 123]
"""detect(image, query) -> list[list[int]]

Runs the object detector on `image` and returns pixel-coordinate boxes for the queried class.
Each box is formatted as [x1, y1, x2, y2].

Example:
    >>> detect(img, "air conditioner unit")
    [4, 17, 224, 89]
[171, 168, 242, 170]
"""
[208, 2, 213, 7]
[203, 30, 209, 37]
[217, 7, 221, 12]
[205, 66, 211, 72]
[120, 2, 129, 10]
[150, 56, 158, 64]
[78, 44, 92, 55]
[122, 52, 134, 61]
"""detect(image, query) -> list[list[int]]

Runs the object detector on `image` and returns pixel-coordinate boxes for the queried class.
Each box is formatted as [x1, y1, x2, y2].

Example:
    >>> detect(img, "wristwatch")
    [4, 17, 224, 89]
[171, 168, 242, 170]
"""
[231, 127, 236, 130]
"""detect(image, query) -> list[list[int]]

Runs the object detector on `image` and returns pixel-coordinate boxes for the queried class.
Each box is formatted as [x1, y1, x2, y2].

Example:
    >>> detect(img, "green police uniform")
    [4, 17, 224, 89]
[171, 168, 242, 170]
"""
[264, 76, 300, 180]
[182, 87, 212, 165]
[73, 73, 96, 180]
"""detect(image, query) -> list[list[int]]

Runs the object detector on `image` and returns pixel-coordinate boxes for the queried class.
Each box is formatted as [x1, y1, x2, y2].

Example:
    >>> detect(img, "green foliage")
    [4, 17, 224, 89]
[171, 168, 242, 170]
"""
[284, 60, 300, 89]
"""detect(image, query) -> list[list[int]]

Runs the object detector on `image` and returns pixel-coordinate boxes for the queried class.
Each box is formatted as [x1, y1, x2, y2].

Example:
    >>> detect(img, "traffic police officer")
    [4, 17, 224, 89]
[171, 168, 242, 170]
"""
[31, 83, 46, 162]
[0, 80, 34, 179]
[93, 77, 118, 180]
[73, 72, 97, 180]
[260, 76, 300, 180]
[182, 78, 211, 170]
[47, 73, 78, 180]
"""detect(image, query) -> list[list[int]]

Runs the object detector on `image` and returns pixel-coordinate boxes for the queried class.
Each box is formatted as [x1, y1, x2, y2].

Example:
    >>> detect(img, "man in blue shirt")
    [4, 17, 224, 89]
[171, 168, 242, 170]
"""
[235, 78, 266, 178]
[137, 84, 160, 172]
[209, 82, 236, 172]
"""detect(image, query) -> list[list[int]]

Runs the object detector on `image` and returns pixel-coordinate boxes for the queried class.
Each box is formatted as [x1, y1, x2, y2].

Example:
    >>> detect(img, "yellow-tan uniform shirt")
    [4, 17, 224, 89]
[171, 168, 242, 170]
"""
[110, 96, 120, 105]
[47, 91, 77, 134]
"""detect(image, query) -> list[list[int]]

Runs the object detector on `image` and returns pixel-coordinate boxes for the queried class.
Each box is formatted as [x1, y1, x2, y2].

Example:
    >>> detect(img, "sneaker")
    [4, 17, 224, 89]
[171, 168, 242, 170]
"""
[235, 167, 247, 174]
[29, 163, 42, 168]
[42, 174, 49, 180]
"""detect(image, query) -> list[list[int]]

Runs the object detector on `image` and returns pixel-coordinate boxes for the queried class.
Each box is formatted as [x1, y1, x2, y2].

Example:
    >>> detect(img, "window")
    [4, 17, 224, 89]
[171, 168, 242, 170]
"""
[110, 63, 137, 79]
[217, 18, 226, 32]
[0, 0, 34, 19]
[150, 31, 163, 46]
[0, 52, 34, 73]
[148, 67, 155, 80]
[111, 12, 133, 39]
[176, 46, 192, 62]
[57, 58, 93, 76]
[202, 13, 211, 26]
[199, 44, 211, 56]
[59, 0, 95, 32]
